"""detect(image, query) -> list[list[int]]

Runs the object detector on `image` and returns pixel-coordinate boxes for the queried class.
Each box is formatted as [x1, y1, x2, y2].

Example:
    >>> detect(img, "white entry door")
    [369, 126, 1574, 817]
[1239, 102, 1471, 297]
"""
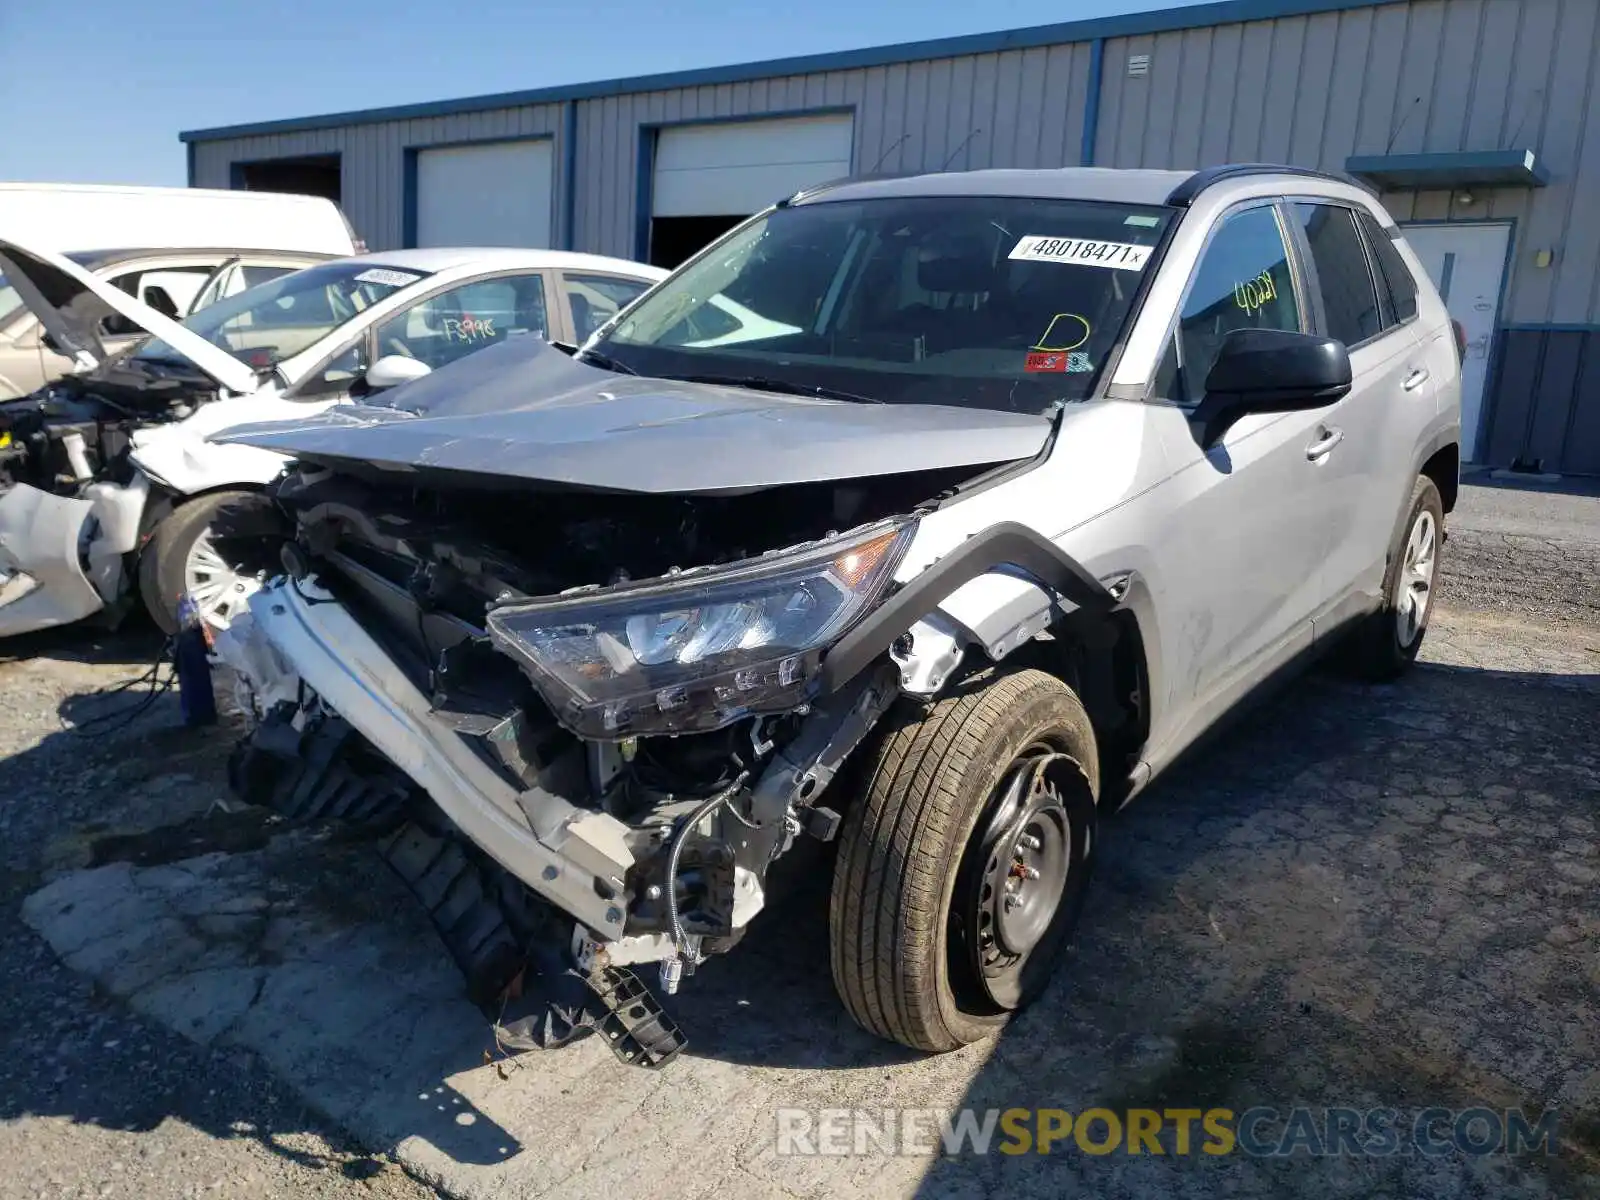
[1399, 222, 1511, 461]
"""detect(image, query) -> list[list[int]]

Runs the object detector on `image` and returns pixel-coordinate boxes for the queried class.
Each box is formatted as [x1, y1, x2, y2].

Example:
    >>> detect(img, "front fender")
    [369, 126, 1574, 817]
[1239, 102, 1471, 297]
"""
[129, 435, 289, 496]
[819, 522, 1118, 693]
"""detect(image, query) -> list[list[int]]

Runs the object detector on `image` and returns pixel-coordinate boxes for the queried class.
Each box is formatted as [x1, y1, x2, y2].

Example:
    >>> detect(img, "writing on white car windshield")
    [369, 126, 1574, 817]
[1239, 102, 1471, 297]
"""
[591, 195, 1172, 413]
[131, 261, 430, 370]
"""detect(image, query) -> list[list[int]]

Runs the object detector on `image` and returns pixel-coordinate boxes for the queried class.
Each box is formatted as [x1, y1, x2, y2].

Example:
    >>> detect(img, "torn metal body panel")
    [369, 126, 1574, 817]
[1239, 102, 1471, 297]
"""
[0, 485, 105, 634]
[0, 469, 149, 635]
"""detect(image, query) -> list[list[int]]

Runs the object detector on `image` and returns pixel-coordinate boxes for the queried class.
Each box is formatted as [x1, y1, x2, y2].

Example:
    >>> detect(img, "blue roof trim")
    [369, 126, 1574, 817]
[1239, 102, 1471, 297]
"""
[180, 0, 1403, 143]
[1346, 149, 1550, 189]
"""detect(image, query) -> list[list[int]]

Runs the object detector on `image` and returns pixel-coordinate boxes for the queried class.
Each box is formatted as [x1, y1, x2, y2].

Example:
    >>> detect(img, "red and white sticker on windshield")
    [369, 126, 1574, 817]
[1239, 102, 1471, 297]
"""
[1008, 236, 1151, 271]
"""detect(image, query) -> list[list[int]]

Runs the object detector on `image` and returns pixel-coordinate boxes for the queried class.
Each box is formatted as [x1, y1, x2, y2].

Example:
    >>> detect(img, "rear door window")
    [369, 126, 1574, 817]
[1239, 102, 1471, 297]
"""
[1292, 203, 1383, 347]
[1356, 210, 1420, 325]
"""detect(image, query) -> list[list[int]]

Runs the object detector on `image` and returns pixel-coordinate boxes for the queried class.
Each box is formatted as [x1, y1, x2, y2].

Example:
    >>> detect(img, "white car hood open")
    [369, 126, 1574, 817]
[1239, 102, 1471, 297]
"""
[0, 236, 260, 396]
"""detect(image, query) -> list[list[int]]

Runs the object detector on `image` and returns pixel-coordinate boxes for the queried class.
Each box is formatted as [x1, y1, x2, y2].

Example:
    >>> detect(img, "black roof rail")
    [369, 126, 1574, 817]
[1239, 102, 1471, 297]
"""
[1166, 163, 1375, 206]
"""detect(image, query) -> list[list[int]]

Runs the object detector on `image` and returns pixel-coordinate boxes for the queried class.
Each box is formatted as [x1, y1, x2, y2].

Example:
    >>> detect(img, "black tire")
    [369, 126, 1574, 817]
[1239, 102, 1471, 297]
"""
[138, 490, 280, 634]
[1349, 475, 1445, 681]
[829, 667, 1100, 1052]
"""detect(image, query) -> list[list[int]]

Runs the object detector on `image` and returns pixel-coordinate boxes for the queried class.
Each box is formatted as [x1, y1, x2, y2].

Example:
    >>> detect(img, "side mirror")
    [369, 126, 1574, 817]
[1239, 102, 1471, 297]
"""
[1193, 328, 1351, 445]
[364, 354, 432, 390]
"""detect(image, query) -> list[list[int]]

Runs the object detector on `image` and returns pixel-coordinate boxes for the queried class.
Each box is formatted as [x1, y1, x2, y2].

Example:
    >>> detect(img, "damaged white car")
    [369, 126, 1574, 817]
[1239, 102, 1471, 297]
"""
[213, 165, 1462, 1064]
[0, 241, 665, 637]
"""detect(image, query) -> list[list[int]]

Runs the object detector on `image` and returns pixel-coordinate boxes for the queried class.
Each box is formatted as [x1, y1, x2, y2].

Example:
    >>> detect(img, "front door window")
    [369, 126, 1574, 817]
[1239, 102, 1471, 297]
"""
[1172, 204, 1302, 402]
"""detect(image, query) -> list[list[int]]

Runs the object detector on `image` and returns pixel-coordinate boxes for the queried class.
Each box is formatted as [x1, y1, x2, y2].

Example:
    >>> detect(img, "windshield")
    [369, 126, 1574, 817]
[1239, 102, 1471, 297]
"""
[592, 195, 1172, 412]
[131, 259, 431, 369]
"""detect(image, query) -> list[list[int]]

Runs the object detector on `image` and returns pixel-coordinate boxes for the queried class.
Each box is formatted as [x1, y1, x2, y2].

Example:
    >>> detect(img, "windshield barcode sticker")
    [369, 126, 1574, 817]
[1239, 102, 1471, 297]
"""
[1008, 236, 1152, 271]
[354, 267, 423, 287]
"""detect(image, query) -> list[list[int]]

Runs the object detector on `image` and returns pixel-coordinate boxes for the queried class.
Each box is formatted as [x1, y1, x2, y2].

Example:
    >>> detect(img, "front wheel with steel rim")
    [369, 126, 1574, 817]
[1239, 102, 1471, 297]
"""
[138, 490, 285, 635]
[1350, 474, 1446, 680]
[829, 668, 1100, 1052]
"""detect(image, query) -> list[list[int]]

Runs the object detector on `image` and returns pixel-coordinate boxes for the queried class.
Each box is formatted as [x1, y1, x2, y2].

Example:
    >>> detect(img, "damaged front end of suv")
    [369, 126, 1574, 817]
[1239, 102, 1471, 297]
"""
[210, 334, 1086, 1064]
[214, 184, 1170, 1063]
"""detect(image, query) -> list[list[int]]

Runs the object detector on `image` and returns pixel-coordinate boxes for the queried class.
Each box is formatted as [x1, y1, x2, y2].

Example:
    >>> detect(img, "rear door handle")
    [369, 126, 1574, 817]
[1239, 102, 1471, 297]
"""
[1402, 367, 1430, 392]
[1305, 426, 1344, 461]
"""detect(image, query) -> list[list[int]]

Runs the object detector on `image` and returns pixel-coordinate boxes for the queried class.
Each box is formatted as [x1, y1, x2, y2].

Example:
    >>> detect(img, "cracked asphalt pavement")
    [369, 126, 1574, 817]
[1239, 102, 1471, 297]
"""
[1, 477, 1596, 1199]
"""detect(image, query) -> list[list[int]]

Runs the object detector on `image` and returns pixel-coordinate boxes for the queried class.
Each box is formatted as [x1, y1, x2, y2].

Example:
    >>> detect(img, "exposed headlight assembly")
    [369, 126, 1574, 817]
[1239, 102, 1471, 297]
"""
[486, 521, 913, 739]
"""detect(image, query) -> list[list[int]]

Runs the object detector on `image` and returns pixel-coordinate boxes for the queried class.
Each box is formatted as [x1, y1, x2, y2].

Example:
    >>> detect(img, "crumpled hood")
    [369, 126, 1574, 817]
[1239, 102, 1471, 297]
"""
[214, 335, 1052, 495]
[0, 237, 260, 395]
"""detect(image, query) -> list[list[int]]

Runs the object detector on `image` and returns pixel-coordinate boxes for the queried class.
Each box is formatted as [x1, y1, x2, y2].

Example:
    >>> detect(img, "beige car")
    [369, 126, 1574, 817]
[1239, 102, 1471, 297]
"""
[0, 247, 335, 400]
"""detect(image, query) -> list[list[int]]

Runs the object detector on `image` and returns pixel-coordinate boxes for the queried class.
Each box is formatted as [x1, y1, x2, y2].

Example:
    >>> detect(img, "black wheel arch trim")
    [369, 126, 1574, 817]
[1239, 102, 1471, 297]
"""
[818, 522, 1118, 693]
[1415, 428, 1460, 492]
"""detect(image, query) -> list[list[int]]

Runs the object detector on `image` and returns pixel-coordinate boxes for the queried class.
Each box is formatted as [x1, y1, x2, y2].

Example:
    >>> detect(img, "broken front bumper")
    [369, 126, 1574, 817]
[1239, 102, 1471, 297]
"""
[218, 577, 640, 938]
[0, 477, 146, 637]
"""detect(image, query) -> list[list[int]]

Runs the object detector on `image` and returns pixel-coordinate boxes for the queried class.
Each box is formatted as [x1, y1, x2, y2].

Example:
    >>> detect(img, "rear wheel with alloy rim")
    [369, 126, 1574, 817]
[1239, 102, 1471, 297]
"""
[830, 668, 1099, 1052]
[1349, 475, 1445, 680]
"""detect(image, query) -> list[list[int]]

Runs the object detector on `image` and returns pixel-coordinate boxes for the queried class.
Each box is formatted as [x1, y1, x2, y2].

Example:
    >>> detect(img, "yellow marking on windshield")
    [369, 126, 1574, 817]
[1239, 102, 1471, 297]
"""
[1032, 313, 1091, 353]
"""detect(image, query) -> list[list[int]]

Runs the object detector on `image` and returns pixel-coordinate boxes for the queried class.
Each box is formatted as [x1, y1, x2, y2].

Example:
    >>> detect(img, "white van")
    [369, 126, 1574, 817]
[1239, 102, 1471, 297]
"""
[0, 183, 361, 399]
[0, 183, 360, 256]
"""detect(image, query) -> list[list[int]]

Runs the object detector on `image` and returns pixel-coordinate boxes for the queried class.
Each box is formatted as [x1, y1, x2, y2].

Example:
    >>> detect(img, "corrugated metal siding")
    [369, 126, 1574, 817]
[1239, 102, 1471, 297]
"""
[194, 47, 1091, 259]
[1095, 0, 1600, 325]
[192, 103, 567, 251]
[1484, 328, 1600, 474]
[189, 0, 1596, 313]
[568, 46, 1091, 257]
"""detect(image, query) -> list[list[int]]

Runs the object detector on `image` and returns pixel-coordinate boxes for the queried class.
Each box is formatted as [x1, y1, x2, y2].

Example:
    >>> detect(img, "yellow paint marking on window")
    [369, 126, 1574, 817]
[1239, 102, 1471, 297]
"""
[1032, 312, 1091, 352]
[1233, 271, 1278, 315]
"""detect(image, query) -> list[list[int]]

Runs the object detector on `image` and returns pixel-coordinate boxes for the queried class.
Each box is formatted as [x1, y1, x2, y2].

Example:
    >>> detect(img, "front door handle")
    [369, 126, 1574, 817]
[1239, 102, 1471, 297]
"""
[1305, 426, 1344, 461]
[1402, 367, 1431, 392]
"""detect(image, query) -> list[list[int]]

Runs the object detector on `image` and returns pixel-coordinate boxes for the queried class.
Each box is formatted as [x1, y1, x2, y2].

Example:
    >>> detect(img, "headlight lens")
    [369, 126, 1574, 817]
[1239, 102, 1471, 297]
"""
[486, 521, 912, 739]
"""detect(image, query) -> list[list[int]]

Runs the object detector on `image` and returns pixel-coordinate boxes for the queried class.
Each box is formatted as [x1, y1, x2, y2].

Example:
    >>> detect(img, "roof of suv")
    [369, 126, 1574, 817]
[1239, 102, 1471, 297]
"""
[789, 163, 1370, 208]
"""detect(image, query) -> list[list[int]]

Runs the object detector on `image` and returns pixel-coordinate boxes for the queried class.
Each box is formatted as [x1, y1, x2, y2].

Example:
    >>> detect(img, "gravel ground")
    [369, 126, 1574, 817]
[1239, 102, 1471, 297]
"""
[0, 636, 436, 1200]
[1442, 474, 1600, 628]
[0, 477, 1595, 1199]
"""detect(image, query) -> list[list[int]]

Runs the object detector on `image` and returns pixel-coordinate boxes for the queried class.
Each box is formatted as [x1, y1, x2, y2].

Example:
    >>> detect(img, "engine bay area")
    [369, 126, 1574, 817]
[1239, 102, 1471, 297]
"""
[211, 460, 973, 1066]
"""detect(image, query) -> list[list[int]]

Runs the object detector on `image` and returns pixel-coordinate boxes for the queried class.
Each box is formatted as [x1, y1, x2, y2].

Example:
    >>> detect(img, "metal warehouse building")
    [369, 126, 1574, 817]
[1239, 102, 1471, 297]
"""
[182, 0, 1600, 474]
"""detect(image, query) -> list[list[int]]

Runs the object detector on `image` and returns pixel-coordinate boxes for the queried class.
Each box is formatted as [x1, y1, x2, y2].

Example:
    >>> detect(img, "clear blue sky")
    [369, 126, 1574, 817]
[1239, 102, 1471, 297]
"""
[0, 0, 1208, 187]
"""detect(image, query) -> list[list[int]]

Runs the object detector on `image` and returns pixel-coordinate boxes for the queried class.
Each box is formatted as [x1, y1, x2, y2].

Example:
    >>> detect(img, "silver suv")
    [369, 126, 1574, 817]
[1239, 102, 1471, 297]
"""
[215, 163, 1460, 1062]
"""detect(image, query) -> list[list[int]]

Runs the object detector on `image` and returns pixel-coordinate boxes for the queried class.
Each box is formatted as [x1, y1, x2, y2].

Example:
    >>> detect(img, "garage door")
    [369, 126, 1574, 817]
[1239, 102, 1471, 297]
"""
[415, 139, 553, 248]
[652, 114, 855, 218]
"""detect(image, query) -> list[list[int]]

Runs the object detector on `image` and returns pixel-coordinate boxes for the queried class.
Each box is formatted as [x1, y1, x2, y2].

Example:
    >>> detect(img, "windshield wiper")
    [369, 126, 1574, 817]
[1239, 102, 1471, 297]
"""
[661, 373, 883, 404]
[576, 347, 637, 375]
